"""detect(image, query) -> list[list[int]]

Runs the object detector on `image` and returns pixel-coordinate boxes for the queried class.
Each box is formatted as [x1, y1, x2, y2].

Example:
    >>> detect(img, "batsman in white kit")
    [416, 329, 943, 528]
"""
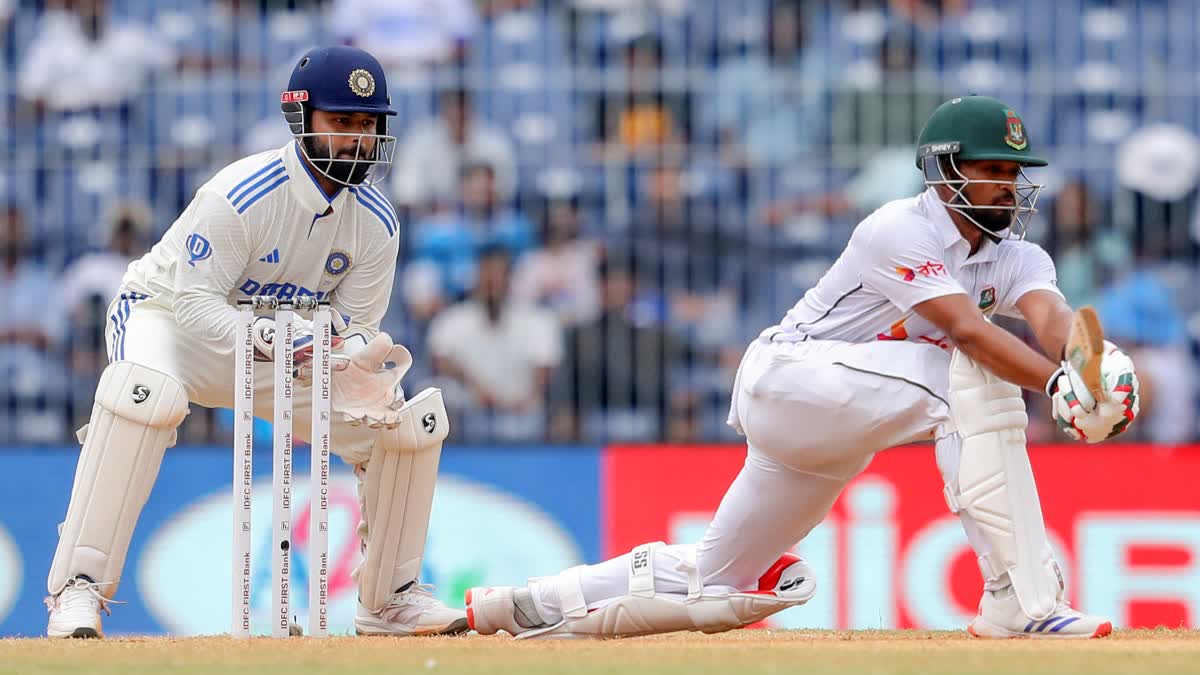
[44, 46, 467, 638]
[467, 96, 1142, 640]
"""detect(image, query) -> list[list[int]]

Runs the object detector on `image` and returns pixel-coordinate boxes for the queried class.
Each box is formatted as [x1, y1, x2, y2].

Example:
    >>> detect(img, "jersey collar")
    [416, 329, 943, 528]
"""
[284, 140, 344, 214]
[919, 187, 998, 265]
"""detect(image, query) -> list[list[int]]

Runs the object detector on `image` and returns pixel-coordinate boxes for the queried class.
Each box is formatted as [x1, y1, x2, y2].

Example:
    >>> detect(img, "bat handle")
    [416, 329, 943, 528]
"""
[1063, 363, 1098, 412]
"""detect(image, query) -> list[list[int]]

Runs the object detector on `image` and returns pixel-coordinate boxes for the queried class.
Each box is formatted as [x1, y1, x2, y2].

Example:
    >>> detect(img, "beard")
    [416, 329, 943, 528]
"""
[966, 206, 1016, 233]
[303, 136, 373, 185]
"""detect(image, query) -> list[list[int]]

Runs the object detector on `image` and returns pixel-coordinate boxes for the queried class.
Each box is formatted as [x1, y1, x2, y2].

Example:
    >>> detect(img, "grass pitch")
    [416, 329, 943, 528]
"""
[1, 629, 1197, 675]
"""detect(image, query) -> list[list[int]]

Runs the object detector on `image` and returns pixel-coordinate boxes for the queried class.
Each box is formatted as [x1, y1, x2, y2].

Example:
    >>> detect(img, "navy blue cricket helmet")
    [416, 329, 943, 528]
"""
[281, 46, 397, 187]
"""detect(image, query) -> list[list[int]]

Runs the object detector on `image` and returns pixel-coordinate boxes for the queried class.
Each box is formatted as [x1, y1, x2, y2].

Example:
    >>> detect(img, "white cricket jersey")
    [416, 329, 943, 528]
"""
[769, 188, 1062, 349]
[121, 140, 400, 348]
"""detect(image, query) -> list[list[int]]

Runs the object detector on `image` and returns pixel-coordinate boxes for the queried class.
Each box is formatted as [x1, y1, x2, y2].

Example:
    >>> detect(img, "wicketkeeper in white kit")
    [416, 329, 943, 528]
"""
[44, 46, 467, 638]
[467, 96, 1142, 639]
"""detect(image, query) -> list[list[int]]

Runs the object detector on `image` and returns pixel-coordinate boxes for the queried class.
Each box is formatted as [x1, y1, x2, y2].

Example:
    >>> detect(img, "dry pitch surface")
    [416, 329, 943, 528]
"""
[2, 629, 1197, 675]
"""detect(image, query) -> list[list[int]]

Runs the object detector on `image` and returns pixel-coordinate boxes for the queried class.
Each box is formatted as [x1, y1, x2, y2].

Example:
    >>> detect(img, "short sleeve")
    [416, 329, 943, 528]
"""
[427, 307, 465, 360]
[996, 242, 1064, 319]
[522, 308, 563, 368]
[859, 222, 967, 313]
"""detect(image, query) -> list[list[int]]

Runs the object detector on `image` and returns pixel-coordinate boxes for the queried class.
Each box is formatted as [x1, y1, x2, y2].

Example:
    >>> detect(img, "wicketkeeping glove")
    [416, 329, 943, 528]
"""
[329, 332, 412, 429]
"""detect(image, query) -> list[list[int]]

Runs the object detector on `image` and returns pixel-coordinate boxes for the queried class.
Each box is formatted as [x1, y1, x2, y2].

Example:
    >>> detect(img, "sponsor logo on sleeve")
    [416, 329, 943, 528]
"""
[185, 233, 212, 267]
[914, 261, 945, 277]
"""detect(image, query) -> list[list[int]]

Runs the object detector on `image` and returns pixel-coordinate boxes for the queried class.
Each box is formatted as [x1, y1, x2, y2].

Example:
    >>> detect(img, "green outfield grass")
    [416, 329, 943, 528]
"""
[1, 629, 1196, 675]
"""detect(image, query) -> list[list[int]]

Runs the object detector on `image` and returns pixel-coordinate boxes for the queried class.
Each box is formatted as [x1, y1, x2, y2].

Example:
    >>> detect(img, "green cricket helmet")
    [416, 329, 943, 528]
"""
[916, 95, 1047, 240]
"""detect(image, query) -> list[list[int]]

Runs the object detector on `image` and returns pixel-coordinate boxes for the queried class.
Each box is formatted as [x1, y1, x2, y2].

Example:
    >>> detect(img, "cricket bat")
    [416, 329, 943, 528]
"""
[1065, 306, 1107, 405]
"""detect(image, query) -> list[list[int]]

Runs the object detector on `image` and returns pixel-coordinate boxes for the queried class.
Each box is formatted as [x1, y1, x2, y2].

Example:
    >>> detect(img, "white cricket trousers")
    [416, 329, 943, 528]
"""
[107, 294, 377, 462]
[534, 333, 961, 614]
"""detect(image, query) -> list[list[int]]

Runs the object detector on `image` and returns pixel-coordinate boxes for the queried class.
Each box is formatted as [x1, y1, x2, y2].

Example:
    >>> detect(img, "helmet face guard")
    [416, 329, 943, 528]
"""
[921, 148, 1042, 241]
[282, 94, 396, 188]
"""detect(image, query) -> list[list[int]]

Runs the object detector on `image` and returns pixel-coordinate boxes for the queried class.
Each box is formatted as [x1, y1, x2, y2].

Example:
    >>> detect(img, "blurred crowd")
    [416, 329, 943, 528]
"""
[1, 0, 1198, 445]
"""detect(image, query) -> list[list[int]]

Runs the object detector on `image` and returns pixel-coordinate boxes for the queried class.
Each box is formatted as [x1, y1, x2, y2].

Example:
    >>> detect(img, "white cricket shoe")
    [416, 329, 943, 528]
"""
[354, 583, 469, 636]
[45, 577, 110, 638]
[968, 585, 1112, 639]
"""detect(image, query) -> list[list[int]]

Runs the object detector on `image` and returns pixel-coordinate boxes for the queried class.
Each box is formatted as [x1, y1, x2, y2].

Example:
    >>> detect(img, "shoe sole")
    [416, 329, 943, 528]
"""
[968, 620, 1112, 639]
[47, 627, 101, 639]
[355, 617, 471, 637]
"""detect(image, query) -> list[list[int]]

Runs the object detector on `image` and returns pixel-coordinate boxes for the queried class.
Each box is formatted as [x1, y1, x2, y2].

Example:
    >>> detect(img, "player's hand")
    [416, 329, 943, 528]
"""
[1049, 341, 1139, 443]
[252, 314, 346, 376]
[329, 332, 411, 429]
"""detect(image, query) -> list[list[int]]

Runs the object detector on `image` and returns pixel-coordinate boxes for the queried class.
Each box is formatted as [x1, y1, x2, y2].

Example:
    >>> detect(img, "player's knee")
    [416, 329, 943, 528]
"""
[94, 361, 190, 430]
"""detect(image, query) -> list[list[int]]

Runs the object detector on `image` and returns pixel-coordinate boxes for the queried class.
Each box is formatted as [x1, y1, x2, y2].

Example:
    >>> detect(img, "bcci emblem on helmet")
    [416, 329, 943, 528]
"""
[348, 69, 375, 98]
[1004, 108, 1027, 151]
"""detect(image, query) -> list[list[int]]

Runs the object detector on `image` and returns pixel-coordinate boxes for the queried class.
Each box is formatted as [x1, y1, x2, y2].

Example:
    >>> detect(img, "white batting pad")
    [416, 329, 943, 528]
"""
[48, 362, 189, 598]
[946, 349, 1061, 621]
[520, 542, 814, 639]
[355, 387, 449, 613]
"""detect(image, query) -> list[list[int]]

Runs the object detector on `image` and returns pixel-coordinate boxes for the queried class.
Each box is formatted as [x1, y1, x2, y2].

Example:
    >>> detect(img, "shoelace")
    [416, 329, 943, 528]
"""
[44, 578, 122, 617]
[1052, 602, 1083, 618]
[378, 583, 442, 621]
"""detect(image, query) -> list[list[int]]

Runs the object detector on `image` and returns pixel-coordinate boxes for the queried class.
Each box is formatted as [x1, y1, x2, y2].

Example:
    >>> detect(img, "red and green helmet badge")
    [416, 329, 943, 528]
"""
[1003, 108, 1028, 150]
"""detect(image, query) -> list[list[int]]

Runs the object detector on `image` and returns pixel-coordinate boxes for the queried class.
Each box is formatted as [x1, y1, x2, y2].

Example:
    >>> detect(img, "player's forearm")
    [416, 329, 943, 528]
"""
[952, 321, 1059, 393]
[173, 289, 242, 349]
[1017, 291, 1074, 362]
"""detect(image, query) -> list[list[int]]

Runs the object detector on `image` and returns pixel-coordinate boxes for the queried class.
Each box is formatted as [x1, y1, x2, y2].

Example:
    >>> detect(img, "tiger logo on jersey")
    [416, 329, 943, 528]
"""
[978, 286, 997, 315]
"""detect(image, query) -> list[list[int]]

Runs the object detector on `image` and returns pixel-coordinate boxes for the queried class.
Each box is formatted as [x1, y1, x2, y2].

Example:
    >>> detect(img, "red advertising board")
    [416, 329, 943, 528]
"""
[603, 444, 1200, 630]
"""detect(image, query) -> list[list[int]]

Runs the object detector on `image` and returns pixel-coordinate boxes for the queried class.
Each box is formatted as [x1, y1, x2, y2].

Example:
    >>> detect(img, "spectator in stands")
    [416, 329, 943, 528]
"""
[550, 257, 680, 442]
[591, 34, 691, 158]
[59, 200, 152, 318]
[511, 197, 601, 327]
[1095, 265, 1195, 445]
[830, 27, 942, 165]
[612, 161, 742, 347]
[18, 0, 174, 112]
[331, 0, 478, 68]
[58, 200, 152, 432]
[705, 0, 825, 168]
[391, 87, 517, 211]
[428, 245, 562, 442]
[761, 27, 937, 224]
[0, 203, 68, 443]
[889, 0, 969, 27]
[1041, 179, 1129, 308]
[402, 162, 534, 320]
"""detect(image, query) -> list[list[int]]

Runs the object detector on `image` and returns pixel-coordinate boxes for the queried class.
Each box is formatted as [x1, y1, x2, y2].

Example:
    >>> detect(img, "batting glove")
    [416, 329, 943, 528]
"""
[1048, 341, 1140, 443]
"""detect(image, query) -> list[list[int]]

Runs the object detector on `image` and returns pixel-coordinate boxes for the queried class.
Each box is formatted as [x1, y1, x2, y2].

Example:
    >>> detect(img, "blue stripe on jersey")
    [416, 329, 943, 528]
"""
[236, 175, 290, 214]
[230, 164, 287, 207]
[109, 292, 147, 362]
[227, 158, 284, 202]
[366, 186, 399, 232]
[356, 193, 395, 237]
[354, 186, 395, 236]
